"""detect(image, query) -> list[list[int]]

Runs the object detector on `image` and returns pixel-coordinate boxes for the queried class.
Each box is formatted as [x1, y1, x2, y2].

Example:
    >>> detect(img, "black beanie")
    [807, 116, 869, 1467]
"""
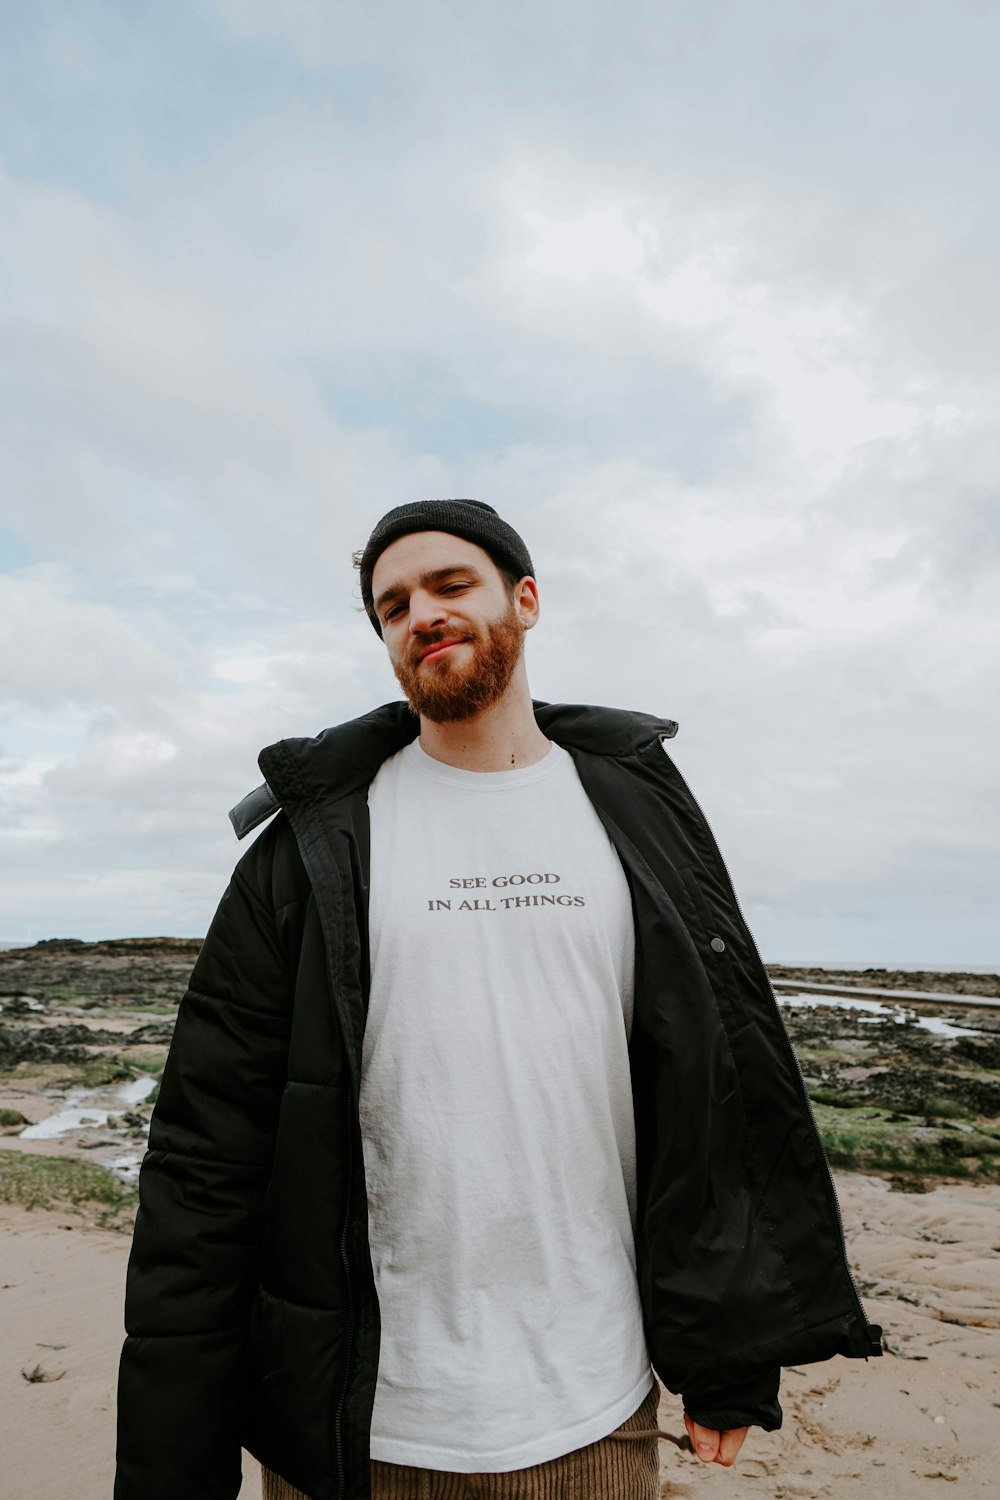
[357, 498, 535, 636]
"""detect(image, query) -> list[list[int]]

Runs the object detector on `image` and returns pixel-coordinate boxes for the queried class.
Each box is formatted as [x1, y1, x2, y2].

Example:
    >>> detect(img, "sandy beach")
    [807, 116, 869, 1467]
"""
[2, 942, 999, 1497]
[3, 1174, 999, 1499]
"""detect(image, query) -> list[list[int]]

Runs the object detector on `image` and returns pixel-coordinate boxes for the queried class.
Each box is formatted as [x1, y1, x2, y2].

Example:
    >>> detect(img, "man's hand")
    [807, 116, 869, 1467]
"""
[683, 1413, 749, 1467]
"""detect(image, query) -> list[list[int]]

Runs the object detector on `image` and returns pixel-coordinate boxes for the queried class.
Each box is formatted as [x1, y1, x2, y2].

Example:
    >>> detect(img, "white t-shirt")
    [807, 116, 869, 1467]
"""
[362, 739, 652, 1472]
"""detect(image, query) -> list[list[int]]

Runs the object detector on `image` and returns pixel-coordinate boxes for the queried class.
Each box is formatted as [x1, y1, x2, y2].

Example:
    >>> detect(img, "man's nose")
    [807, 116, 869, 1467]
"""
[408, 589, 446, 634]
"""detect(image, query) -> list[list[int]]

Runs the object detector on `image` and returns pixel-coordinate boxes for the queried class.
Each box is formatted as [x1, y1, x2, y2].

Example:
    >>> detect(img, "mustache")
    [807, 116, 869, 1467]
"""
[409, 630, 473, 663]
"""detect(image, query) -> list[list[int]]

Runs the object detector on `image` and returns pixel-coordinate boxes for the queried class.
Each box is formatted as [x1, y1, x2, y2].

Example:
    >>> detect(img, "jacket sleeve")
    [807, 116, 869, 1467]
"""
[115, 849, 293, 1500]
[682, 1363, 782, 1432]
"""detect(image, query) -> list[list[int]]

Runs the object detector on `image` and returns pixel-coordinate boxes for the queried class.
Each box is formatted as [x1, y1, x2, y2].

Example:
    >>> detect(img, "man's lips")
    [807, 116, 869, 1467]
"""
[417, 637, 468, 664]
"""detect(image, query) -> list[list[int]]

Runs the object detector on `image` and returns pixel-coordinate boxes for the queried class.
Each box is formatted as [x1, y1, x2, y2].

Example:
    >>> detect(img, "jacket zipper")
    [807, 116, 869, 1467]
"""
[334, 815, 372, 1496]
[655, 738, 878, 1347]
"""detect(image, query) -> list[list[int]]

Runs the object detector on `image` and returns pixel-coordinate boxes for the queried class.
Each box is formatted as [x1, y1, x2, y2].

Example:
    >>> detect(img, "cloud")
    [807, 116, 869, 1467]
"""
[0, 566, 194, 711]
[0, 1, 997, 961]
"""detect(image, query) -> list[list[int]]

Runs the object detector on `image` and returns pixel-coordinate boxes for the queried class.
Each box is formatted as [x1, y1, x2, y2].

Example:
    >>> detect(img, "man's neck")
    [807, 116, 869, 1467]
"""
[418, 673, 551, 773]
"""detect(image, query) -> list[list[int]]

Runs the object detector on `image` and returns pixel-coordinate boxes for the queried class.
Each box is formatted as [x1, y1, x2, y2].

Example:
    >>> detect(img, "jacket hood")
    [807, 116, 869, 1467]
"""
[230, 700, 678, 840]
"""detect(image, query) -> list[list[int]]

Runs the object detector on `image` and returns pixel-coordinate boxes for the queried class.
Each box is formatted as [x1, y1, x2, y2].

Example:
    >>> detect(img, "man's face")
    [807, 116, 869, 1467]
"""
[371, 531, 533, 723]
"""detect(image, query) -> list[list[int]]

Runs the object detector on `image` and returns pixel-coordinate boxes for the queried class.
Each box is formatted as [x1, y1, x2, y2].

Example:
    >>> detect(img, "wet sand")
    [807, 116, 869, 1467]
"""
[3, 1173, 998, 1500]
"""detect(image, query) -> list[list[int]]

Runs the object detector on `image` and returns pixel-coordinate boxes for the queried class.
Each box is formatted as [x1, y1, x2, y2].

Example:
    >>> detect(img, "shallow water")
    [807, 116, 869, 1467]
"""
[776, 990, 981, 1040]
[21, 1073, 156, 1141]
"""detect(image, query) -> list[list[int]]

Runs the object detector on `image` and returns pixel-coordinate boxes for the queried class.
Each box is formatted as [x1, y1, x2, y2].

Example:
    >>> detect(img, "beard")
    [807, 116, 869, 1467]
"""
[391, 600, 525, 724]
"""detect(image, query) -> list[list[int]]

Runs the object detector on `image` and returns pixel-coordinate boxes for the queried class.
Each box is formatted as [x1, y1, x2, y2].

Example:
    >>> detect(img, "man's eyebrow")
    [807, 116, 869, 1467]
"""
[374, 564, 483, 614]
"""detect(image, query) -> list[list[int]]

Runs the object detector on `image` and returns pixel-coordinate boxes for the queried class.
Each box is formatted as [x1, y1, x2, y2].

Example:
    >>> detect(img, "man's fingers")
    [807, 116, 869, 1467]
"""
[683, 1414, 720, 1463]
[682, 1415, 750, 1467]
[716, 1426, 749, 1466]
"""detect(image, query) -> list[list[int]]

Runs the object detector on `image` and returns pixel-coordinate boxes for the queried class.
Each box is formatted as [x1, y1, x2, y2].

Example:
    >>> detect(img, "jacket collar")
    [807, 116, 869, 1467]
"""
[230, 700, 678, 839]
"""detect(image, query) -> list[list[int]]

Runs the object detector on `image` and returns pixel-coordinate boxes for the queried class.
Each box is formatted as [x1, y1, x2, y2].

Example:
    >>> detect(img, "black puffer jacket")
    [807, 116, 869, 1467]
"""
[115, 702, 880, 1500]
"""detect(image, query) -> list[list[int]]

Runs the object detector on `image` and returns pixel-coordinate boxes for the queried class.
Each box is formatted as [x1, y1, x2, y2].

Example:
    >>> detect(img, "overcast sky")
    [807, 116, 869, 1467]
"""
[1, 0, 998, 966]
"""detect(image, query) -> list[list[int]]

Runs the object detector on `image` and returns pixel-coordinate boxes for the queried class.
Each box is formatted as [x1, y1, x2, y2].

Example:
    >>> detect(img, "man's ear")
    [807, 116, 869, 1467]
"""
[516, 576, 540, 629]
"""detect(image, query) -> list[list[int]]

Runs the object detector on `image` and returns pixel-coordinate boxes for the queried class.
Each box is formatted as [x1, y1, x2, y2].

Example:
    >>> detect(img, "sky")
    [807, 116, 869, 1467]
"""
[1, 0, 998, 966]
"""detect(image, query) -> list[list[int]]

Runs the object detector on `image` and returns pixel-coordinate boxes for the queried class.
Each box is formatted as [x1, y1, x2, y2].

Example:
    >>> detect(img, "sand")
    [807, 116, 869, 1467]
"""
[656, 1174, 1000, 1498]
[2, 1174, 998, 1500]
[0, 1201, 266, 1500]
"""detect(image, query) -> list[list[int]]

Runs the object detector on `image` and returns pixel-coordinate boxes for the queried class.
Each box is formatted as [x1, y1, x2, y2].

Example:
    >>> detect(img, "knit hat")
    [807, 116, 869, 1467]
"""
[357, 498, 535, 636]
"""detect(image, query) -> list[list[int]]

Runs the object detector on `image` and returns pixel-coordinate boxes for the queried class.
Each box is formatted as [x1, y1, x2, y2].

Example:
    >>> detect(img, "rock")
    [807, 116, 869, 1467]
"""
[124, 1021, 176, 1044]
[0, 937, 200, 1010]
[0, 1022, 126, 1070]
[0, 1024, 93, 1069]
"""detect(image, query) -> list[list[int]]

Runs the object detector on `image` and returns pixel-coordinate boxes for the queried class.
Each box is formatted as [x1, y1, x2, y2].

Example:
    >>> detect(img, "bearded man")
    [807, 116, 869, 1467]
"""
[115, 499, 880, 1500]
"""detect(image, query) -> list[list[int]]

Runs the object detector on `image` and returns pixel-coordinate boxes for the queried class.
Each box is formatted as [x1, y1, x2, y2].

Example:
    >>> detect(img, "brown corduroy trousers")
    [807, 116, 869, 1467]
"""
[261, 1384, 662, 1500]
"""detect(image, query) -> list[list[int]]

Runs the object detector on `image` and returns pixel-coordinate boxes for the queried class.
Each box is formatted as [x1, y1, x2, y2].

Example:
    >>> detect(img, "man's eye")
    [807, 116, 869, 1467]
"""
[384, 604, 404, 622]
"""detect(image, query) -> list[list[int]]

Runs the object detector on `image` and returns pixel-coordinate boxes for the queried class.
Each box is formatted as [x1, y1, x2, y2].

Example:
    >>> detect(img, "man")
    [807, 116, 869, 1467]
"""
[115, 499, 881, 1500]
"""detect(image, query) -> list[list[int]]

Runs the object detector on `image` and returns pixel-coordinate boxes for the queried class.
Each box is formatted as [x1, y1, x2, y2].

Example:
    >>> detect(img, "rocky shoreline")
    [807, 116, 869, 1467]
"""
[1, 939, 999, 1227]
[768, 963, 1000, 1000]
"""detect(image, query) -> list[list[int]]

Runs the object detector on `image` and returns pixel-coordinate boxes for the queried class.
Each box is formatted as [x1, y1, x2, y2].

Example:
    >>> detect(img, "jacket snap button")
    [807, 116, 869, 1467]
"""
[710, 936, 726, 953]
